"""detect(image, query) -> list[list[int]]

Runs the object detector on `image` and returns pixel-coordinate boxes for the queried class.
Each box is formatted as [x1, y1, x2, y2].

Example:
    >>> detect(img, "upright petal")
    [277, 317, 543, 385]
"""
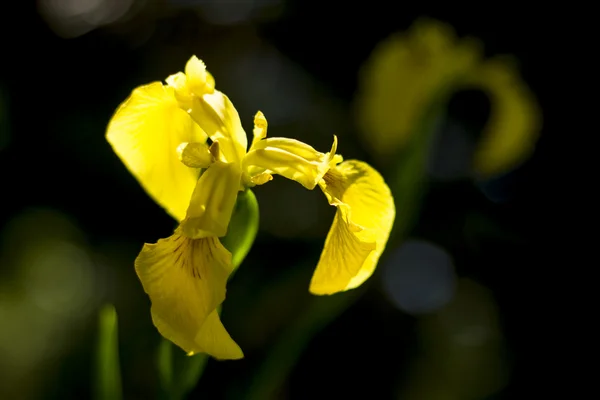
[135, 230, 233, 356]
[181, 161, 242, 239]
[106, 82, 206, 222]
[243, 136, 338, 190]
[250, 110, 268, 148]
[184, 56, 215, 96]
[191, 91, 248, 163]
[310, 160, 395, 295]
[165, 56, 247, 163]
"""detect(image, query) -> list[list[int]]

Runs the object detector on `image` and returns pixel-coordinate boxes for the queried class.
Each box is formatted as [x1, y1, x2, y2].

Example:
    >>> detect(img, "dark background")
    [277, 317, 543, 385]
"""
[0, 1, 566, 399]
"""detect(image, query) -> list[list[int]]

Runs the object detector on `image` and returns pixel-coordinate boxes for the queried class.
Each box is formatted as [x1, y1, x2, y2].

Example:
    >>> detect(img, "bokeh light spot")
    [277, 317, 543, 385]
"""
[0, 208, 98, 398]
[38, 0, 134, 38]
[23, 240, 95, 318]
[475, 167, 520, 203]
[382, 239, 456, 315]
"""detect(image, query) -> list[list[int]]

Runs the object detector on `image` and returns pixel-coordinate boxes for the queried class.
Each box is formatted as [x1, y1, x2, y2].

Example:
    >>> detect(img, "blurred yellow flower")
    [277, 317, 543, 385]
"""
[356, 18, 541, 177]
[106, 56, 395, 359]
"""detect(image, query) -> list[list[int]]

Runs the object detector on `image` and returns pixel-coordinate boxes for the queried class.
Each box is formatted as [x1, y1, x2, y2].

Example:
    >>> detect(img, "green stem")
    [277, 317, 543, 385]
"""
[246, 288, 365, 400]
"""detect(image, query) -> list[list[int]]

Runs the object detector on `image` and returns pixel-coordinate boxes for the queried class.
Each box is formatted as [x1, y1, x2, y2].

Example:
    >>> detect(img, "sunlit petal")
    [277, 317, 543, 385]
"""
[244, 136, 338, 190]
[310, 160, 395, 294]
[181, 161, 242, 239]
[251, 110, 268, 147]
[185, 56, 215, 96]
[106, 82, 206, 221]
[164, 57, 247, 163]
[135, 230, 232, 356]
[189, 91, 247, 163]
[177, 142, 214, 169]
[309, 208, 376, 295]
[165, 72, 193, 110]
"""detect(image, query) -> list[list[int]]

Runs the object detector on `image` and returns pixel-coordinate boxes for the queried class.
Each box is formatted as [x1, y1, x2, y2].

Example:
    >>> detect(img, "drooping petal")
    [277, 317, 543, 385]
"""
[181, 161, 242, 239]
[192, 309, 243, 360]
[310, 160, 395, 295]
[243, 136, 338, 190]
[135, 230, 233, 356]
[106, 82, 206, 222]
[309, 209, 376, 295]
[466, 58, 542, 177]
[355, 18, 482, 161]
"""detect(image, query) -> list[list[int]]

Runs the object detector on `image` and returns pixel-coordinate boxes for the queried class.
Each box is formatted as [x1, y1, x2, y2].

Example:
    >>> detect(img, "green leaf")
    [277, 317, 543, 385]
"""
[157, 339, 210, 400]
[177, 352, 210, 396]
[247, 288, 364, 400]
[157, 306, 227, 399]
[221, 188, 260, 270]
[156, 338, 173, 394]
[387, 106, 444, 242]
[93, 304, 122, 400]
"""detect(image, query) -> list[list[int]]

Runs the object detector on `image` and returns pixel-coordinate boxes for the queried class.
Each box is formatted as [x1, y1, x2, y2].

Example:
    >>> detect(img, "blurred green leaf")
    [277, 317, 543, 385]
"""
[157, 339, 210, 400]
[177, 352, 210, 396]
[247, 288, 365, 400]
[93, 304, 122, 400]
[388, 104, 446, 242]
[157, 339, 173, 394]
[222, 189, 260, 271]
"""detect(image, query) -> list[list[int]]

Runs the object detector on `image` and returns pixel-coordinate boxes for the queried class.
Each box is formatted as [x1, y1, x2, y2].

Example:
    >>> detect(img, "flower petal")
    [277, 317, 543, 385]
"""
[185, 56, 215, 96]
[192, 309, 243, 360]
[310, 160, 395, 295]
[165, 57, 246, 163]
[250, 110, 268, 148]
[309, 209, 376, 295]
[106, 82, 206, 222]
[243, 136, 338, 190]
[189, 91, 247, 164]
[135, 230, 233, 356]
[355, 18, 482, 160]
[181, 161, 242, 239]
[466, 59, 541, 177]
[177, 142, 214, 169]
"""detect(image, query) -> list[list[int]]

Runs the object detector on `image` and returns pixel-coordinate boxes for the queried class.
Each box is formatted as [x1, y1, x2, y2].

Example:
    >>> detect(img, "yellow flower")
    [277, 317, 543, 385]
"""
[106, 56, 395, 359]
[356, 18, 541, 177]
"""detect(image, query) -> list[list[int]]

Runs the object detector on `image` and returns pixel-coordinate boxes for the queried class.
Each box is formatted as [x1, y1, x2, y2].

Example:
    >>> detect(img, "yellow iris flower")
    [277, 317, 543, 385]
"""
[106, 56, 395, 359]
[356, 18, 541, 177]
